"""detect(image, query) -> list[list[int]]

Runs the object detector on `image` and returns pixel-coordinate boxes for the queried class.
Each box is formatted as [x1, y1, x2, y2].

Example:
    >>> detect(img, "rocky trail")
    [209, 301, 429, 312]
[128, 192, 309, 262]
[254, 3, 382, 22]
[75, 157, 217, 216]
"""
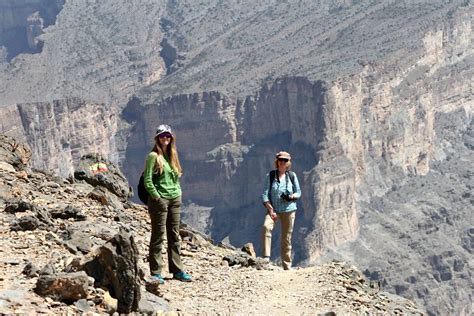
[0, 135, 423, 315]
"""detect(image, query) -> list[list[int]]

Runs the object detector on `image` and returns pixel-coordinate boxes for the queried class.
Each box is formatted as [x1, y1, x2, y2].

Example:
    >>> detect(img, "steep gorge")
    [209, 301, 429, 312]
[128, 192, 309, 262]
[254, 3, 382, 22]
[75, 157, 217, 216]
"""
[0, 1, 472, 315]
[121, 11, 472, 313]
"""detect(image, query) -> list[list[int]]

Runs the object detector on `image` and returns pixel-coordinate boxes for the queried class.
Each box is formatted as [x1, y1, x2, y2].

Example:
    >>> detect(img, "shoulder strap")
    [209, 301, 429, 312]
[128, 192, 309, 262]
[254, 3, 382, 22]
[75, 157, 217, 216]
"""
[268, 170, 276, 202]
[269, 170, 276, 185]
[286, 171, 296, 193]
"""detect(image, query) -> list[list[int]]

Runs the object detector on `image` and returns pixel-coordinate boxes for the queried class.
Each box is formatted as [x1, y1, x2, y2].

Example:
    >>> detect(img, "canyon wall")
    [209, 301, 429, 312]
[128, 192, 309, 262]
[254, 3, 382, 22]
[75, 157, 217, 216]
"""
[1, 0, 469, 270]
[0, 98, 123, 175]
[122, 9, 471, 314]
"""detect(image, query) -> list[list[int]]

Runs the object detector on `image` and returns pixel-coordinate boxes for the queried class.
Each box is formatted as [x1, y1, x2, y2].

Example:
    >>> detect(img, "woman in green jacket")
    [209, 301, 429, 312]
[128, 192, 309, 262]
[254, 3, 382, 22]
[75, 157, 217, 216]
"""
[144, 124, 192, 284]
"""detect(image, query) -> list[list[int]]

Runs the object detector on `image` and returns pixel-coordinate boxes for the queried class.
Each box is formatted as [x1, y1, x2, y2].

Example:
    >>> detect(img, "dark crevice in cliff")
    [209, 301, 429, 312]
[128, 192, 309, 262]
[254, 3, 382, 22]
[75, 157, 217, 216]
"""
[0, 0, 65, 62]
[121, 97, 152, 202]
[159, 38, 183, 75]
[159, 16, 185, 75]
[2, 28, 44, 62]
[121, 96, 143, 123]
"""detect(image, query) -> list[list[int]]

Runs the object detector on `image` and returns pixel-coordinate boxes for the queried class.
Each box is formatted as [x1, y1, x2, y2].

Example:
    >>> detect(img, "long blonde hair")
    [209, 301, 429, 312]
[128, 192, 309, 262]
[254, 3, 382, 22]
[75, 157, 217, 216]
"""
[151, 135, 182, 177]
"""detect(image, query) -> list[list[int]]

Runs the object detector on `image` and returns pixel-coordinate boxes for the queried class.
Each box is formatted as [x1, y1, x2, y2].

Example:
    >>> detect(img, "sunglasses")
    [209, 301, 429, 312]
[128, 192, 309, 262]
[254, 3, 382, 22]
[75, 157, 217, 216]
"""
[277, 158, 289, 162]
[158, 133, 172, 139]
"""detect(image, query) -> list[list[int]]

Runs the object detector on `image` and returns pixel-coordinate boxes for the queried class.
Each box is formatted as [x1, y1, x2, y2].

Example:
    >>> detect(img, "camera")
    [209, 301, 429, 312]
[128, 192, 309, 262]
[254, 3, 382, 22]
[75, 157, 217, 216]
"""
[280, 193, 296, 202]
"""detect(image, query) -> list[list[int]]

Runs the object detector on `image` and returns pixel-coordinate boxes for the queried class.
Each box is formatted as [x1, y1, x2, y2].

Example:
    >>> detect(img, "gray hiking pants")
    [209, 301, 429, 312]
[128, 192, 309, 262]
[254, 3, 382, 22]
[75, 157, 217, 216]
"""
[148, 195, 183, 275]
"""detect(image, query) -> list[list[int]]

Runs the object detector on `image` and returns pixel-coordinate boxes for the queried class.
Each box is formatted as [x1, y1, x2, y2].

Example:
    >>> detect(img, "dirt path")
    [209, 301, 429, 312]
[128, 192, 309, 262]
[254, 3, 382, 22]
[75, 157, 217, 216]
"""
[153, 250, 414, 315]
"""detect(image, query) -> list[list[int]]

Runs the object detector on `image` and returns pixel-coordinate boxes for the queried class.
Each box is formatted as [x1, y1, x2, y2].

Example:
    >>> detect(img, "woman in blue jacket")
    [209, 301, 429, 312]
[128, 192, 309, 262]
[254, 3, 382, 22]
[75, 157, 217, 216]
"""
[261, 151, 301, 270]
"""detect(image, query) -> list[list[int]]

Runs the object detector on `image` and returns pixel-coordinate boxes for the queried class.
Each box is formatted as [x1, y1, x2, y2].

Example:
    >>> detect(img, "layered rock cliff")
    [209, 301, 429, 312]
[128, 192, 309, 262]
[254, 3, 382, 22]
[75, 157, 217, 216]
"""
[0, 98, 123, 176]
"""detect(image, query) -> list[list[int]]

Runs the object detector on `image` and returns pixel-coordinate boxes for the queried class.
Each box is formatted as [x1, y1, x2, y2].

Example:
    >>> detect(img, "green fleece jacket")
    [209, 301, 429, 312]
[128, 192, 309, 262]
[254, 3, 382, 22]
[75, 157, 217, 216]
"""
[143, 152, 181, 200]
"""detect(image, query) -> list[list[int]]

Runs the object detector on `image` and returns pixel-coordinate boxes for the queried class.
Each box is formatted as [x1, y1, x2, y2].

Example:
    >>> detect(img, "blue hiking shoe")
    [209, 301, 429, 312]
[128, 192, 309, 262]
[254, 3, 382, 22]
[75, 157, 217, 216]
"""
[173, 271, 192, 282]
[150, 274, 165, 284]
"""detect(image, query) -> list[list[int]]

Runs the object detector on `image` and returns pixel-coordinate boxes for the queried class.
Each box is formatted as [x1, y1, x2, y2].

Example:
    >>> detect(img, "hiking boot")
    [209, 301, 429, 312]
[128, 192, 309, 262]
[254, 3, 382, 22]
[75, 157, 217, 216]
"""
[150, 274, 165, 284]
[173, 271, 192, 282]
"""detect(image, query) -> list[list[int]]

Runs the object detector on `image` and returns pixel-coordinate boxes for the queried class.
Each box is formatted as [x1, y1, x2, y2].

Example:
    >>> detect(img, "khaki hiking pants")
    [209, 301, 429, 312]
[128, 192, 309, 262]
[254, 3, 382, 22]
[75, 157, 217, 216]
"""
[148, 195, 183, 275]
[262, 211, 296, 270]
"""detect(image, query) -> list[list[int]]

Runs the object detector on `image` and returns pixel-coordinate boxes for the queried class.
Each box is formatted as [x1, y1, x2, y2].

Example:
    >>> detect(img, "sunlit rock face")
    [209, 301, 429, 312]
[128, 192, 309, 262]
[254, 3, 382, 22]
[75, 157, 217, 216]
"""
[0, 98, 122, 176]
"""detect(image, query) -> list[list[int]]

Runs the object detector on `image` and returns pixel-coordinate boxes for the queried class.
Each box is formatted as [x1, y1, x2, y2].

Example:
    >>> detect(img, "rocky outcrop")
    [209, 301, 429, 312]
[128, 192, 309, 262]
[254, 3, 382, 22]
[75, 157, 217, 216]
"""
[74, 154, 132, 200]
[35, 271, 92, 303]
[81, 232, 141, 313]
[0, 134, 31, 171]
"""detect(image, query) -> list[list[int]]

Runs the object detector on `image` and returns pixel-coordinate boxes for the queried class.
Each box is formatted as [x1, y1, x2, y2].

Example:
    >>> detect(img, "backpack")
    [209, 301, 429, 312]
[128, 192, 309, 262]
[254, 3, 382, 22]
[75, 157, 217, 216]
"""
[268, 170, 296, 202]
[137, 173, 149, 204]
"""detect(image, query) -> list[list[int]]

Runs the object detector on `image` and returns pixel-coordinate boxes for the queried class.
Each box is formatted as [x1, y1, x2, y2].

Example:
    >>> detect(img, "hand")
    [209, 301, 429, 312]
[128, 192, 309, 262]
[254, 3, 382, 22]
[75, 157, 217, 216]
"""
[269, 210, 278, 221]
